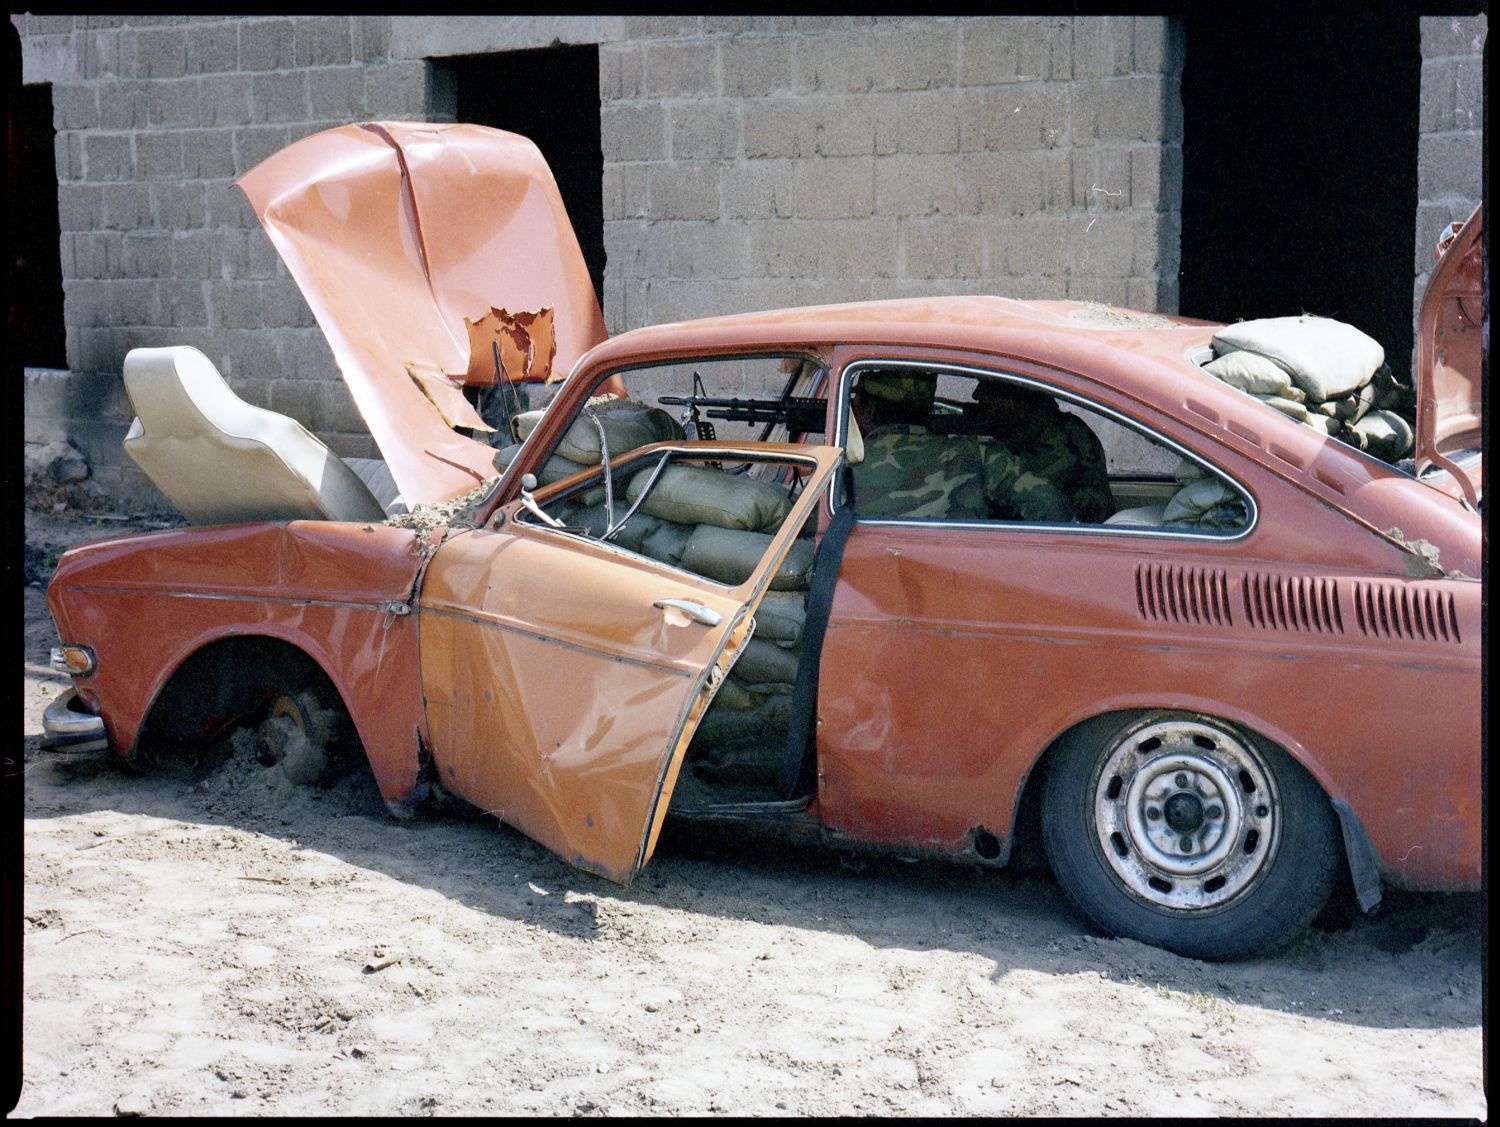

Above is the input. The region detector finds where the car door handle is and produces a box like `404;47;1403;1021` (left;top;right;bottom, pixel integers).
653;599;723;627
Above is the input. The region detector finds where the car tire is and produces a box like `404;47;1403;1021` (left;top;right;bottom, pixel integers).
259;688;342;786
1040;711;1341;961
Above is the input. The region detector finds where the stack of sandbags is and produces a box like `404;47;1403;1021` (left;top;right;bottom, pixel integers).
1161;460;1249;531
1203;315;1415;463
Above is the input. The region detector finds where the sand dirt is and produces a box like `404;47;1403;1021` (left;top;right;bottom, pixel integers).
14;512;1486;1117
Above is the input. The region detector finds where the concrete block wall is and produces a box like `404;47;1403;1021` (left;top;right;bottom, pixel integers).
597;16;1184;336
1413;15;1486;309
15;14;424;508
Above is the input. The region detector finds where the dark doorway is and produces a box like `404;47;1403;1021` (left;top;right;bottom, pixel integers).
1179;12;1421;379
438;46;606;306
9;83;67;371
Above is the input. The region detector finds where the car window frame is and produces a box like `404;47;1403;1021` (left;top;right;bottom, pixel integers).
829;358;1259;542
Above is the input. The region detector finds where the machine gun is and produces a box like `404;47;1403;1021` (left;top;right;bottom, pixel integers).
658;374;828;442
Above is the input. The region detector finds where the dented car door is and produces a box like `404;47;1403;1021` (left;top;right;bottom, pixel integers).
417;446;841;884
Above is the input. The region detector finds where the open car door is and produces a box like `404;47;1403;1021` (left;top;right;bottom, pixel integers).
417;443;841;884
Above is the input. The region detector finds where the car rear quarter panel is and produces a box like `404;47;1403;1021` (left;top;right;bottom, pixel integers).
816;479;1479;891
46;521;430;809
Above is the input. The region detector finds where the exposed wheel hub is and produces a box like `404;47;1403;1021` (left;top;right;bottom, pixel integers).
1093;718;1280;911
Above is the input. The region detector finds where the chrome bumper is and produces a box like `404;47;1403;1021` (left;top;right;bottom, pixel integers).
40;689;111;761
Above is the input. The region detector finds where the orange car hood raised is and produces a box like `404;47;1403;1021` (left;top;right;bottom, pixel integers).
1414;204;1483;506
236;122;607;506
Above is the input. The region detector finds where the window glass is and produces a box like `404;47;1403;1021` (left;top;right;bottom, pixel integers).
844;364;1251;533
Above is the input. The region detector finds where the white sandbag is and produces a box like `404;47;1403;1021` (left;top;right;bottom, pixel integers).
513;400;680;465
681;526;815;590
1348;409;1413;462
1203;350;1297;396
629;464;792;532
1212;315;1384;402
1254;394;1310;422
1301;414;1339;436
1163;477;1248;530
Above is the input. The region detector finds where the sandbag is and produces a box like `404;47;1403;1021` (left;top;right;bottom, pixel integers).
1254;394;1310;422
1301;414;1341;437
1212;315;1383;402
1348;409;1413;462
1163;477;1248;530
628;464;792;532
730;637;801;691
493;443;603;507
707;676;757;711
1203;350;1297;397
638;519;697;567
561;504;664;553
512;400;680;465
1325;381;1375;423
1370;363;1416;415
1175;458;1207;485
681;526;815;590
752;590;807;645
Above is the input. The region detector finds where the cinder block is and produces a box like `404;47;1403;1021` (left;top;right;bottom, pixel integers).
57;132;84;181
136;25;187;79
873;90;959;156
1070;16;1134;79
145;78;201;128
158;280;210;327
669;220;749;278
181;129;235;180
1066;275;1130;305
101;184;153;231
240;18;295;72
994;215;1067;276
648;162;720;220
1065;211;1136;277
1419;14;1487;60
150;181;209;230
958;85;1069;151
722;37;792;97
722;159;793;219
1133;16;1180;77
599;43;644;101
874;154;961;217
53;84;99;132
283;327;337;381
747;219;820;276
261;278;316;328
83;132;133;182
1090;74;1169;143
669;103;739;160
352;16;391;64
364;61;427;115
959;18;1048;87
794;34;873;95
601;103;667;162
870;22;957;92
903;216;982;279
307;67;367;122
804;96;877;158
623;16;704;40
170;231;218;280
792;277;874;307
135;131;184;180
201;73;255;128
1452;55;1483;131
232;125;295;174
294;17;354;68
121;233;172;278
250;71;309;125
1417;133;1482;199
94;81;147;130
184;22;238;75
742;99;804;159
644;39;719;98
820;217;899;278
793;157;874;220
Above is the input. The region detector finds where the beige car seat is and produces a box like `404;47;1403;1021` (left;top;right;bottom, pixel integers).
122;345;389;525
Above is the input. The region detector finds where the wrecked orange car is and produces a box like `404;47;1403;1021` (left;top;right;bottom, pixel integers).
44;123;1482;960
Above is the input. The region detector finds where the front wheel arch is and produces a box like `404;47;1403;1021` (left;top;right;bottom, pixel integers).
1035;709;1342;960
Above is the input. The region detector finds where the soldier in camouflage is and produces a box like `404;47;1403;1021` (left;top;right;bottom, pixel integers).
960;380;1115;522
850;371;1075;522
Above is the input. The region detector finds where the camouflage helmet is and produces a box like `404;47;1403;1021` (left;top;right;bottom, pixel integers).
859;369;936;411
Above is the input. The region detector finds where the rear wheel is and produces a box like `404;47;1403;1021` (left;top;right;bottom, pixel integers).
1041;711;1340;960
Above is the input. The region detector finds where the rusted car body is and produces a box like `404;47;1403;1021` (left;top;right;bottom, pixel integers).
45;123;1482;960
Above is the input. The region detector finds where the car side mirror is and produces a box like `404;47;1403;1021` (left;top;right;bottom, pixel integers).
518;472;564;528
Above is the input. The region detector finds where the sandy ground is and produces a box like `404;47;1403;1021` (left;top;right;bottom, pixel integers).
13;512;1487;1117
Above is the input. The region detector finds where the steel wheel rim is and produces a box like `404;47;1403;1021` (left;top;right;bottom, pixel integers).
1092;718;1280;912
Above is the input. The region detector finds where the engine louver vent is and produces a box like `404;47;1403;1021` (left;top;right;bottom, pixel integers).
1352;583;1461;644
1241;573;1344;635
1134;565;1233;626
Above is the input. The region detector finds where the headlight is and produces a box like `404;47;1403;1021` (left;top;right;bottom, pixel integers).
50;645;97;676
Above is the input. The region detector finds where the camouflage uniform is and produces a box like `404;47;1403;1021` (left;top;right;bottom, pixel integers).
1001;407;1114;523
854;423;1075;521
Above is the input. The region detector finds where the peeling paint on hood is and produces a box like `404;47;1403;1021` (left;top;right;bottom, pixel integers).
236;122;608;507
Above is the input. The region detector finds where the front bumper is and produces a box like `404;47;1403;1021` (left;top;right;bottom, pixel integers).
40;688;112;762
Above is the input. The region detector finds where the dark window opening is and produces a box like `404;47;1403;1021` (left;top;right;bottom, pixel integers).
10;83;67;370
1179;12;1420;381
437;46;605;307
